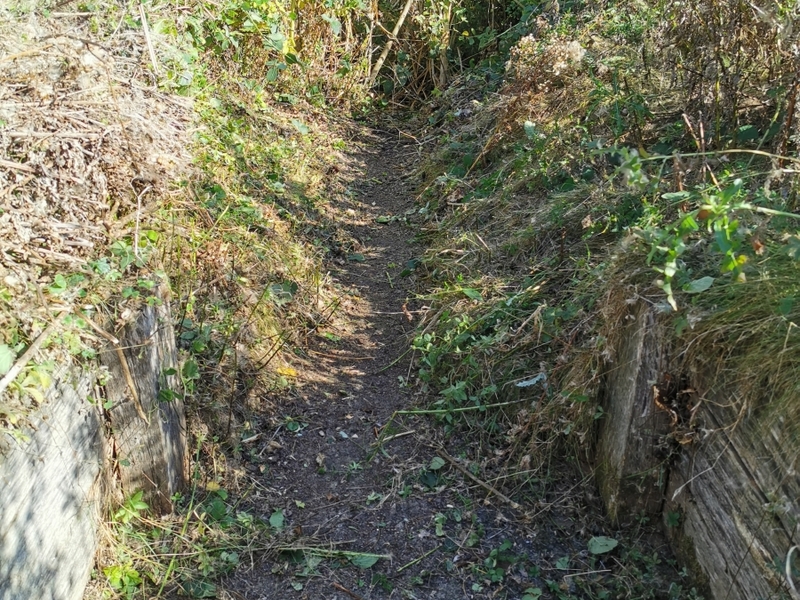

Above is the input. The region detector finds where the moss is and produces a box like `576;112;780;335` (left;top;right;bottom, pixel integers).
671;528;712;597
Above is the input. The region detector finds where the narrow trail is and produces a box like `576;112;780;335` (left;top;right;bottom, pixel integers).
230;132;462;599
227;132;618;600
230;130;467;599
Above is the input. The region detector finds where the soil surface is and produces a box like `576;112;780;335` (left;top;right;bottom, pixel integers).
226;132;678;600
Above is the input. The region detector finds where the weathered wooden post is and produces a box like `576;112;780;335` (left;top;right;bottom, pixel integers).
595;301;671;522
0;367;104;600
595;299;800;600
99;285;187;514
664;376;800;599
0;285;187;600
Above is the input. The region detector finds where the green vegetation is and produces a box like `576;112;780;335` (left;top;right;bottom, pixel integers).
97;467;389;599
0;0;534;439
3;0;800;597
412;0;800;468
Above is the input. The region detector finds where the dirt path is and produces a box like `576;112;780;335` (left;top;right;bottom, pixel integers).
230;131;479;599
226;132;675;600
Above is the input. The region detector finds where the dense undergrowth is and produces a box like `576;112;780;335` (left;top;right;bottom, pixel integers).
408;1;800;595
61;0;542;596
3;0;800;597
1;0;418;595
417;1;800;433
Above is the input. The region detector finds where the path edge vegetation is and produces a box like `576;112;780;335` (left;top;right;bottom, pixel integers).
1;0;799;598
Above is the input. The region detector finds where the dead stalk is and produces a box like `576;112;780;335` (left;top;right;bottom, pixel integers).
437;447;521;510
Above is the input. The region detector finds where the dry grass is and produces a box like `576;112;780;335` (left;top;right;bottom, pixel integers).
0;3;377;595
410;0;800;491
0;1;193;429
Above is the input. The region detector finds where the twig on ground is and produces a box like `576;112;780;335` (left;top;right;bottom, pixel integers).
6;130;102;139
0;159;36;173
396;545;440;573
138;1;160;76
563;569;612;578
331;582;364;600
307;348;373;361
35;248;89;265
379;429;415;443
395;398;527;416
437;447;521;510
371;347;411;374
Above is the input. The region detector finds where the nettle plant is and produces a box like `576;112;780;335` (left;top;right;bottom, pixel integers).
617;149;800;310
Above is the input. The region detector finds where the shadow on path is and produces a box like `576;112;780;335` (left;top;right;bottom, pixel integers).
226;130;673;600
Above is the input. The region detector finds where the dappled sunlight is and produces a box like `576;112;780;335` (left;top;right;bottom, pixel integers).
4;0;796;598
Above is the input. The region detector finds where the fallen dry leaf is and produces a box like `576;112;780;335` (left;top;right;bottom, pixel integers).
402;303;413;322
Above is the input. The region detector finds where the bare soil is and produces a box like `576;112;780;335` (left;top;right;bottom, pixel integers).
224;131;679;600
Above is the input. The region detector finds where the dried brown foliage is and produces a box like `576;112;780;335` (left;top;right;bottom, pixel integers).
0;6;193;424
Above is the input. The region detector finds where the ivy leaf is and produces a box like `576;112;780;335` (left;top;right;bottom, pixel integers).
666;511;681;528
349;553;380;569
321;13;342;36
461;287;483;301
269;281;297;306
682;276;714;294
522;588;543;600
588;536;619;554
182;359;200;381
48;273;68;295
523;121;537;139
429;456;446;471
0;344;15;376
555;556;571;570
290;119;309;135
420;469;439;489
205;496;227;522
269;509;285;529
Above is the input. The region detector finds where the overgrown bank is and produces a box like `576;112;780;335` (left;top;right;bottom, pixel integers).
414;0;800;447
1;0;392;596
408;2;800;597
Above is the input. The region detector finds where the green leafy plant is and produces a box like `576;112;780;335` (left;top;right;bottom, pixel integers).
587;536;618;555
103;562;142;597
482;539;516;583
269;508;285;530
522;588;543;600
114;491;149;525
623;162;800;310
